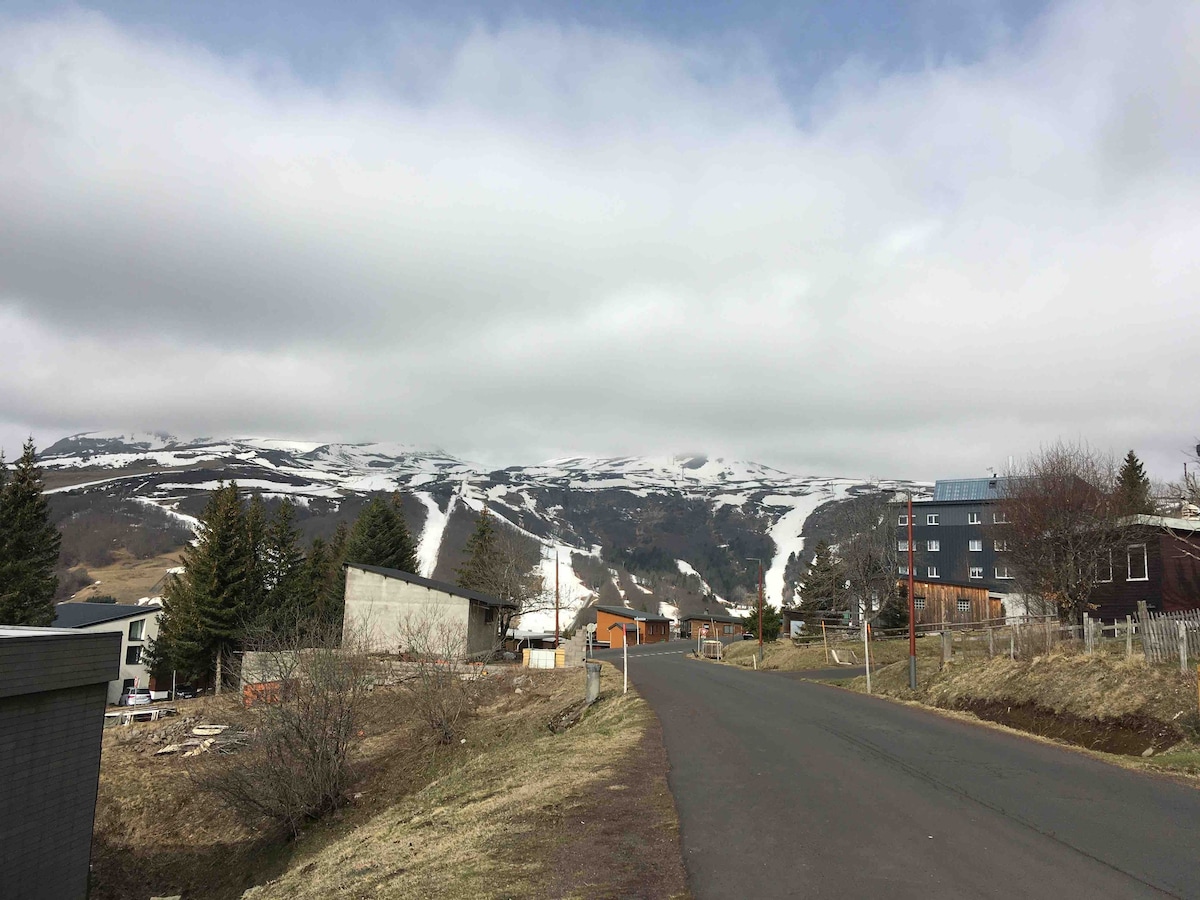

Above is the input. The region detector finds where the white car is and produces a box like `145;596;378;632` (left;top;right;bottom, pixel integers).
118;687;152;706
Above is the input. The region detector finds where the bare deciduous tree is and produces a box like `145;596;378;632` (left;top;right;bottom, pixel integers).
202;621;375;837
1000;441;1136;625
839;492;904;627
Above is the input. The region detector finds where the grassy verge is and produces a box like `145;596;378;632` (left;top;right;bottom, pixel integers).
841;647;1200;775
91;664;688;899
721;633;940;671
244;662;687;900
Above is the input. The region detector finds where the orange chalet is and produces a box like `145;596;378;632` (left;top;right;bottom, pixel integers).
594;605;672;648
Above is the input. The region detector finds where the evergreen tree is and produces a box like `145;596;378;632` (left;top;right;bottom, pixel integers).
303;536;337;628
259;500;307;630
152;483;254;681
343;494;417;572
1115;450;1155;515
0;441;62;626
742;603;783;641
242;493;269;627
456;508;502;596
799;541;846;613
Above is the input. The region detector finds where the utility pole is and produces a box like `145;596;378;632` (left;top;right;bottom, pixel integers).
746;556;765;664
908;494;917;690
555;550;560;649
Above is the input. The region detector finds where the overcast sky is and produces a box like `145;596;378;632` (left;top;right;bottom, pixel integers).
1;0;1197;481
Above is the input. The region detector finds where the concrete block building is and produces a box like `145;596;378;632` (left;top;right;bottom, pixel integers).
342;563;515;656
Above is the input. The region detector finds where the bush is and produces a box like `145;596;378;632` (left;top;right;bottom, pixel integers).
201;625;374;838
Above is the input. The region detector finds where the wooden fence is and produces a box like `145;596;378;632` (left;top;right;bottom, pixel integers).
1136;602;1200;670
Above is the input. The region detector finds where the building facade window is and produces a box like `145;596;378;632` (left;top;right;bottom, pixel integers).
967;512;981;525
898;540;909;552
898;565;909;576
969;539;983;552
994;512;1010;524
995;566;1013;580
994;540;1010;552
926;540;940;552
1127;544;1149;581
915;597;926;611
969;567;983;579
927;514;939;525
957;599;970;614
1097;550;1113;583
927;566;940;579
898;514;908;526
128;619;144;641
125;645;142;665
723;624;733;634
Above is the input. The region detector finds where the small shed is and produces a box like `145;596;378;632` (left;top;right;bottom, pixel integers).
594;605;671;648
0;626;120;899
342;563;516;656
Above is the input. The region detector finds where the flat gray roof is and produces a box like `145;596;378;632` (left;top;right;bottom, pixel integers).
346;562;517;608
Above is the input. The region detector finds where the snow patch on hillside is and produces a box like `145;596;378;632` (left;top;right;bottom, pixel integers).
414;493;450;578
761;485;848;607
519;545;595;633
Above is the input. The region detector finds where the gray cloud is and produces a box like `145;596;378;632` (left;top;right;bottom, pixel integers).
1;2;1198;481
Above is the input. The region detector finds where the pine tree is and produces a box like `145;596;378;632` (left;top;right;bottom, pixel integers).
799;541;845;613
152;483;254;681
0;440;62;626
456;509;501;596
242;493;269;628
260;500;307;629
343;495;418;572
1116;450;1155;515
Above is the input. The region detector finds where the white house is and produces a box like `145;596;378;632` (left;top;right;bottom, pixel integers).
342;563;514;656
52;602;164;704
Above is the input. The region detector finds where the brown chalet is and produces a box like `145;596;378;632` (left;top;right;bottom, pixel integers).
594;606;671;648
680;612;744;639
1088;516;1200;620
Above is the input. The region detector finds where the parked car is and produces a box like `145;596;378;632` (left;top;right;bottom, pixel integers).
742;632;757;640
118;687;152;706
173;684;199;700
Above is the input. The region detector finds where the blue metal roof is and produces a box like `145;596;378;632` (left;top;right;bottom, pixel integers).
932;478;1009;502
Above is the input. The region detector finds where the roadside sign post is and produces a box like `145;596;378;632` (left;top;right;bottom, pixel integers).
607;623;629;694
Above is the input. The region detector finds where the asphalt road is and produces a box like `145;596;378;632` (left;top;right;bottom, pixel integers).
596;641;1200;899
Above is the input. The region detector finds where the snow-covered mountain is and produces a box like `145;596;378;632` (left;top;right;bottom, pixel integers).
42;432;926;630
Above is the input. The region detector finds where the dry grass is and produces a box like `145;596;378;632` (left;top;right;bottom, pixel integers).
241;662;682;900
67;549;182;602
722;634;939;671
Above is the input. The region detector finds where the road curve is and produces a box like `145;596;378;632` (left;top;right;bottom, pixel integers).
598;641;1200;899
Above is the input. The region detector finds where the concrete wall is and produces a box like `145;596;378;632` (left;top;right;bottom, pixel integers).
344;567;484;655
0;628;120;900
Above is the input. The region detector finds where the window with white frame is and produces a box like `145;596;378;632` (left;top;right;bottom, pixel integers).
957;599;970;614
898;540;909;552
969;539;982;552
994;540;1009;552
915;597;926;611
898;514;908;526
995;566;1013;580
993;512;1010;524
1127;544;1148;581
927;566;940;579
927;514;939;525
967;512;981;525
969;566;983;579
898;564;909;576
926;540;940;552
1097;550;1113;583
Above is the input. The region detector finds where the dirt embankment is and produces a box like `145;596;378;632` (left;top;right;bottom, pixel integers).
849;651;1200;761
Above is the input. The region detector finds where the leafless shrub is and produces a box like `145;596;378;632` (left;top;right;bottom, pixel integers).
201;621;375;838
395;607;492;744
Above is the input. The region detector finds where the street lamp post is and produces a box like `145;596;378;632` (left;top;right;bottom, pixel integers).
747;557;764;664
